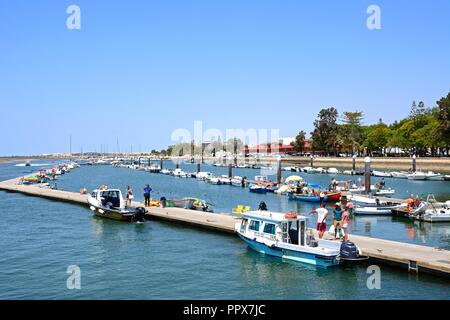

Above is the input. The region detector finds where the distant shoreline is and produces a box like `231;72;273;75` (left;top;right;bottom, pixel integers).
0;157;49;164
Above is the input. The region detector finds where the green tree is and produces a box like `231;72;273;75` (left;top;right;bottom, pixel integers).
291;131;306;153
437;93;450;149
340;111;365;154
311;108;339;155
364;120;391;154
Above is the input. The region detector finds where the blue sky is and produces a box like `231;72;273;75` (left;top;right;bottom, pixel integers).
1;0;449;155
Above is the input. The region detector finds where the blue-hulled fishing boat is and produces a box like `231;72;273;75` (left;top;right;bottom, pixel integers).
288;193;329;202
235;211;366;267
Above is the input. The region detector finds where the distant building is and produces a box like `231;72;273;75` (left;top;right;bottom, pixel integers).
244;139;314;156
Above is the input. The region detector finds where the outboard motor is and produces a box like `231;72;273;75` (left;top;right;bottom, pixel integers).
340;241;359;260
160;197;167;208
132;207;146;223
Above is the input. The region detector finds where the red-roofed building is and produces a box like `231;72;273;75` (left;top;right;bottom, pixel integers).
244;140;313;156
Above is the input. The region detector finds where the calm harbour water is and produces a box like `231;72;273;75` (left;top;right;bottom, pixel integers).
0;161;449;300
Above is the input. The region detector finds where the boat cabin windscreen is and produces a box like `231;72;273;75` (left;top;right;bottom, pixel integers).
100;190;121;208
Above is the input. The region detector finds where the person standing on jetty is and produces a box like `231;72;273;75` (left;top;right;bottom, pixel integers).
126;186;134;207
313;202;328;239
143;184;153;207
333;203;343;240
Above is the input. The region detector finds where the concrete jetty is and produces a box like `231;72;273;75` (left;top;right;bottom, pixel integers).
1;176;449;279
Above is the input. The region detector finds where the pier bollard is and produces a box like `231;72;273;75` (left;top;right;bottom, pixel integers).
412;154;417;172
197;163;201;173
176;162;179;169
228;164;233;178
365;156;371;194
310;155;314;168
160;158;164;170
352;155;356;173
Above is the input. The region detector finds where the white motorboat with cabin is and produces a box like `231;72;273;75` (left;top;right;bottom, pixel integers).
235;211;367;268
87;189;147;222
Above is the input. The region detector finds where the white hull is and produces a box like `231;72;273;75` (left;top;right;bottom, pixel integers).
373;171;392;178
391;172;409;179
407;173;427;180
354;207;394;215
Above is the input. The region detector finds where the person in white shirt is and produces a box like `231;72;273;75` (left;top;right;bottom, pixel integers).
313;202;328;239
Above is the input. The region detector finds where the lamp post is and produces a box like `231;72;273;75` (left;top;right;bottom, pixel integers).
365;156;371;194
277;155;282;185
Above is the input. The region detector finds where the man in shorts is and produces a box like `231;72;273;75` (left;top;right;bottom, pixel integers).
314;202;328;239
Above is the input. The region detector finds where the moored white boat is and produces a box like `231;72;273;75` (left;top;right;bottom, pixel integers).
219;175;232;185
391;171;409;179
407;171;427;180
312;167;326;174
302;167;315;174
373;170;392;178
231;176;245;187
327;168;339;174
88;189;147;222
161;169;171;175
347;195;401;208
353;206;395;215
420;207;450;222
425;171;444;181
235;211;367;267
196;172;212;181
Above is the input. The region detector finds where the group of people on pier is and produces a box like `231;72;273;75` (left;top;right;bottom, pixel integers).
313;201;352;242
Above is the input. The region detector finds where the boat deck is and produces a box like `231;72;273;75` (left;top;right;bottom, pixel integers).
0;176;449;279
